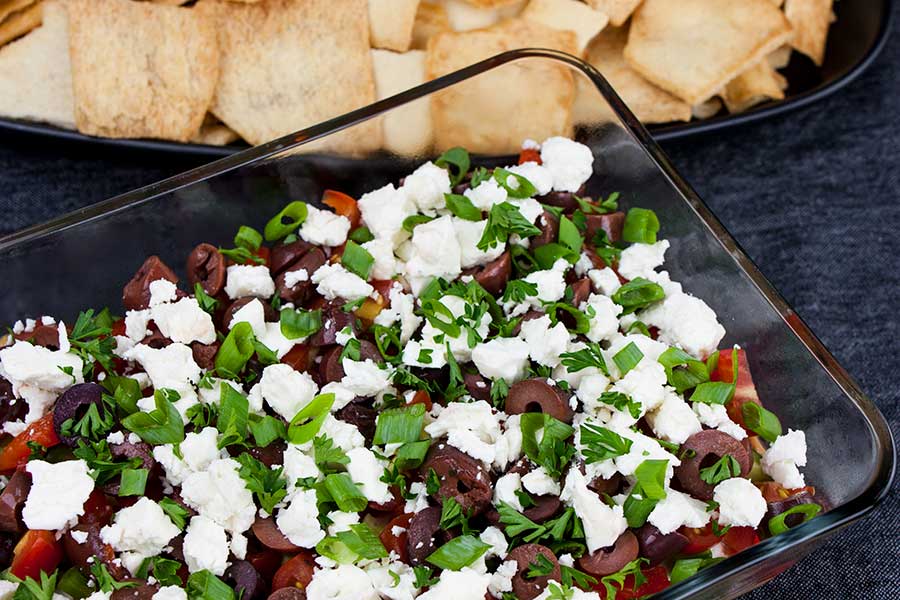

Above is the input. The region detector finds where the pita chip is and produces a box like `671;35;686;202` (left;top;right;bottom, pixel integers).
426;19;577;153
521;0;608;53
722;59;785;113
191;114;242;146
584;0;643;27
784;0;832;65
442;0;525;32
0;0;72;128
372;49;432;156
197;0;380;153
0;1;41;46
0;0;36;23
624;0;793;105
692;97;723;120
411;1;449;49
576;26;690;125
369;0;419;52
768;45;792;69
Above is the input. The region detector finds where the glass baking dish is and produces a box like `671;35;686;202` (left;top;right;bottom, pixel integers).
0;50;893;599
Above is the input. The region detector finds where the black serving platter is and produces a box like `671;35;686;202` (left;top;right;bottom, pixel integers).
0;0;891;156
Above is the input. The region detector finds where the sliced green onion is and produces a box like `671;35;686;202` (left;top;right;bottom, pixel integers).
57;567;92;599
235;225;263;251
613;342;644;376
101;375;141;415
159;498;190;530
280;307;322;340
118;468;149;497
323;473;368;512
215;321;255;377
287;393;335;444
509;244;539;277
444;194;482;221
558;215;584;254
264;201;308;241
690;381;735;405
741;402;782;443
341;240;375;280
546;302;591;334
186;570;236;600
336;523;388;560
193;282;219;315
121;389;184;445
493;168;537;199
372;324;403;363
623;492;658;528
533;243;578;270
670;556;723;584
768;503;821;536
633;459;668;500
249;415;286;448
418;278;444;301
374;403;425;445
435;147;470;186
426;535;491;571
403;214;434;232
622;208;660;244
658;347;710;393
348;226;374;244
611;278;665;313
316;537;357;564
395;439;431;470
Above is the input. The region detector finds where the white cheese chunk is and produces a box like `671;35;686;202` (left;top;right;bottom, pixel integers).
647;488;711;534
404;215;462;294
640;292;726;359
617;241;669;281
519;315;569;368
713;477;767;528
402;161;451;215
312;263;375;301
151;297;217;345
521;467;561;497
224;265;275;300
358;183;416;246
761;429;808;489
153;427;222;486
0;341;84;423
23;459;94;530
361;238;398;280
471;337;530;384
646;391;703;444
257;363;318;421
183;515;229;575
346;447;393;504
453;218;505;269
276;488;326;549
180;457;256;534
560;467;627;552
693;402;747;441
299;205;351;247
100;497;180;558
539;136;594;192
418;568;491;600
306;564;378;600
425;400;502;465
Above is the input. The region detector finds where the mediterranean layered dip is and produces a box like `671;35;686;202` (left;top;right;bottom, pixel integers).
0;137;821;600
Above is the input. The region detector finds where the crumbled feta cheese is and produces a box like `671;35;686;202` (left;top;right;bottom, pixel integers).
153;427;221;486
479;526;508;559
300;205;351;247
464;178;507;211
362;238;398;280
560;466;627;552
402;161;452;214
228;298;296;358
519;315;569;367
493;414;523;471
358;183;416;246
404;215;462;294
123;343;200;414
454;218;505;269
645;392;703;444
149;279;178;306
312;263;375;301
582;294;623;343
124;309;151;341
257;363;318;420
522;467;561;497
152;587;187;600
366;561;417;600
183;515;229;575
306;564;378;600
224;265;276;300
373;284;422;343
693;402;747;441
284;268;309;288
588;267;622;296
507;161;553;196
612;360;667;414
341;359;392;398
425;400;502;465
283;443;322;490
539;137;593;192
493;473;524;511
761;429;807;489
418;568;491;600
617;241;669;281
151;298;217;345
318;415;366;451
180;458;256;534
106;430;125;445
612;427;681;480
326;510;360;536
23;459;94;530
714;477;767;527
0;341;84;423
647;489;711;534
100;497;180;558
509;197;544;226
640;293;726;359
575;373;612;415
346;447;393;503
489;560;517;598
404;481;430;513
471;337;530;384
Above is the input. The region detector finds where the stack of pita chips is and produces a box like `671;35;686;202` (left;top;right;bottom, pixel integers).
0;0;836;156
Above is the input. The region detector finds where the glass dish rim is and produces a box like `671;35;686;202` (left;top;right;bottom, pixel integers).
1;49;894;598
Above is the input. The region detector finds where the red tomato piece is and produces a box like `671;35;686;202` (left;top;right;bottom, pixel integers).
518;148;541;165
272;550;316;591
379;513;413;564
721;526;760;556
601;565;671;599
0;414;60;472
712;348;761;432
11;530;64;581
680;523;720;555
247;548;282;583
322;190;361;229
281;344;311;372
757;481;816;503
408;390;432;412
371;280;396;305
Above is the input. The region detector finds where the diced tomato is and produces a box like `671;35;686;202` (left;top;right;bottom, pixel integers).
322;190;361;229
10;530;64;581
247;548;282;583
369;487;404;514
721;526;760;556
379;513;413;563
272;550;316;591
712;348;761;432
281;344;312;372
680;523;720;555
408;390;432;412
599;565;670;599
518;148;541;165
254;246;270;266
757;481;816;503
110;319;126;337
371;280;396;304
0;414;60;472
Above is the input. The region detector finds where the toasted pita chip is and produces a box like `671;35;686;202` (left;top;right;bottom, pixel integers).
768;45;792;69
692;97;722;119
0;0;72;128
784;0;832;65
0;0;35;23
191;122;241;146
521;0;608;53
624;0;793;105
576;26;690;125
443;0;524;32
0;1;41;46
197;0;379;152
461;0;522;7
722;59;785;113
369;0;419;52
426;19;577;153
411;1;449;49
145;0;191;5
66;0;217;141
584;0;642;27
372;49;432;156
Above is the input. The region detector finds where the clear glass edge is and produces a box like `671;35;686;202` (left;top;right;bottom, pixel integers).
0;49;894;598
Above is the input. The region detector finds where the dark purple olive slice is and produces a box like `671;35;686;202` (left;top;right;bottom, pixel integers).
52;383;106;446
675;430;752;500
191;341;220;371
335;401;377;446
524;495;561;523
249;440;286;468
251;516;301;552
318;340;382;384
588;473;624;497
474;252;511;295
537;191;579;212
532;210;559;249
17;323;62;350
421;445;492;515
577;531;638;576
267;589;306;600
0;533;13;570
111;583;159;600
222;297;278;330
406;506;452;566
308;302;356;347
186;243;226;296
570;277;592;308
276;247;327;303
270;239;314;275
765;491;818;527
122;256;178;311
635;523;688;566
0;470;30;533
226;560;267;600
463;372;491;402
585;212;625;245
139;322;171;349
508;543;561;600
505;378;574;424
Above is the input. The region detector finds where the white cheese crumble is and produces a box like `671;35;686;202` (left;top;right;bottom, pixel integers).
713;477;767;528
358;183;416;246
519;315;569;368
153;427;222;486
306;564;378;600
402;161;452;215
362;238;398;280
300;205;351;247
180;457;256;534
255;363;318;421
617;240;669;281
373;284;422;343
418;567;491;600
311;263;375;301
0;341;84;423
404;215;462;295
539;136;594;192
183;515;229;575
100;497;180;558
23;459;94;530
560;466;627;552
647;489;711;534
640;292;726;359
346;447;393;504
471;337;530;384
425;400;502;465
761;429;808;489
224;264;276;300
693;402;747;441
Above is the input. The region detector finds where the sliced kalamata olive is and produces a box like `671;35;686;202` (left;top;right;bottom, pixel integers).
249;441;286;468
65;524;127;580
53;383;106;446
585;212;625;245
577;531;638;576
17;323;63;349
537;191;579;212
508;543;561;600
276;248;327;303
510;310;546;337
588;473;623;497
267;588;306;600
0;533;13;569
140;322;171;349
463;372;492;402
335;401;377;446
111;440;156;471
524;495;562;523
226;560;267;600
308;302;356;347
122;256;178;311
368;487;404;513
636;523;688;566
570;278;592;308
473;252;511;295
532;210;559;249
765;491;818;527
675;430;752;500
252;516;302;552
111;583;159;600
0;377;26;425
505;378;574;424
270;240;314;275
186;243;226;296
318;341;382;384
406;506;452;566
0;470;30;532
222;297;278;330
191;341;220;371
421;445;492;515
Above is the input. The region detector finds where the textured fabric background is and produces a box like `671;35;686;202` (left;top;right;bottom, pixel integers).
0;11;897;600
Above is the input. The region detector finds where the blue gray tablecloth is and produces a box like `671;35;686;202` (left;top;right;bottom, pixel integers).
0;12;897;600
